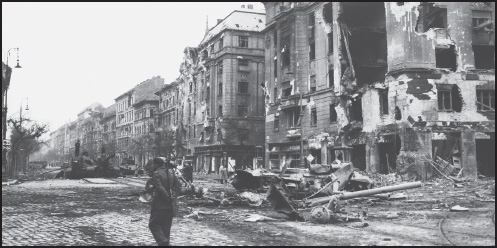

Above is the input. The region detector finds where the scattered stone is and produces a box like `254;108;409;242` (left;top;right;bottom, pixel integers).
450;205;469;212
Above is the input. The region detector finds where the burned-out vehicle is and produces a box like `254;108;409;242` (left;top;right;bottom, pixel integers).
119;158;140;176
55;153;120;179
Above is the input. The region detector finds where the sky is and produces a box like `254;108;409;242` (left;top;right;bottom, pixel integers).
2;2;265;139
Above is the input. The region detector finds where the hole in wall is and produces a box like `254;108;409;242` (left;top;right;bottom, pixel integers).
436;45;457;72
395;106;402;120
476;136;495;177
473;45;495;70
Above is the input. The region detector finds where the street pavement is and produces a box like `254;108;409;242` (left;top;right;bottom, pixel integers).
1;178;237;246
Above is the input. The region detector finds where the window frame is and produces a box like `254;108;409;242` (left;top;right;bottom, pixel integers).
310;107;317;126
238;81;249;94
239;36;249;48
476;89;495;112
438;89;453;111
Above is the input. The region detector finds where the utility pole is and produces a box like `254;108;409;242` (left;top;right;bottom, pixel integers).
300;89;305;168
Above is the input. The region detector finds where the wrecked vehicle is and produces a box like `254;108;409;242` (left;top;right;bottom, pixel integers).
56;153;120;179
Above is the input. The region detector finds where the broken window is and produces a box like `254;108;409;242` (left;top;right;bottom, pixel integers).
435;45;457;72
308;11;316;60
438;89;452;111
238;105;248;117
218;105;223;117
239;36;249;48
328;69;334;88
309;42;316;60
238;81;249;94
282;81;292;98
329;104;337;123
437;84;463;112
395;106;402;120
310;75;316;92
287;108;301;128
379;89;389;116
476;90;495;112
274;114;279;131
417;3;447;32
309;149;321;164
473;45;495;69
350;98;363;122
328;33;333;55
310;107;317;126
281;28;291;67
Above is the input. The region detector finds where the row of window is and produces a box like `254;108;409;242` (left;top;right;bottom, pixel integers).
217;36;250;51
272;89;495;131
135;108;155;121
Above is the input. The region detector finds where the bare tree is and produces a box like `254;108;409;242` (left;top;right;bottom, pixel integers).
8;116;48;176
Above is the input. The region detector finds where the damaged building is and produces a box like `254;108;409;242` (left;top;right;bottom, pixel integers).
175;6;267;173
262;2;495;180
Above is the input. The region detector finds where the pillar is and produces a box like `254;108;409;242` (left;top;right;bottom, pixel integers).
461;131;477;179
447;2;475;71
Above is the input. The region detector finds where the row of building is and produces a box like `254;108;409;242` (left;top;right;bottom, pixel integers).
49;2;495;179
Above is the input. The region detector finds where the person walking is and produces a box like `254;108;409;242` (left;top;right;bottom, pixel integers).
148;158;182;246
219;164;228;184
182;162;193;187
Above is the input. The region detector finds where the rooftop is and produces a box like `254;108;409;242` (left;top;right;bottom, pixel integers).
199;9;266;46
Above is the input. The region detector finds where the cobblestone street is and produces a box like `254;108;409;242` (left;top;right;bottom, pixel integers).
2;177;495;246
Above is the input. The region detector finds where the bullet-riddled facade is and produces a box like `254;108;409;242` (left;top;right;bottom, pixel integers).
263;2;495;179
176;8;267;173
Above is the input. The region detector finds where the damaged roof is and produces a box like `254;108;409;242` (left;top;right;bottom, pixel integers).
102;104;116;119
199;9;266;46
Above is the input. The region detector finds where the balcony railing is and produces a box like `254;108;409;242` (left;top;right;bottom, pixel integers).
286;127;302;139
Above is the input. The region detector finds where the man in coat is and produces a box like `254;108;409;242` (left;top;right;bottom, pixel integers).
148;157;182;246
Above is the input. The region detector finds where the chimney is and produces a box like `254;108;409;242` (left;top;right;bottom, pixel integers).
217;19;223;24
241;4;245;8
247;4;253;9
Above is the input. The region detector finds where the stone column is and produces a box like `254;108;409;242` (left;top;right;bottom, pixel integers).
461;131;477;179
366;134;379;173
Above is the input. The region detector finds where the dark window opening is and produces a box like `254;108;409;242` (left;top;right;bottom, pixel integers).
476;137;496;177
206;87;210;100
238;59;249;67
436;45;457;72
309;42;316;60
328;33;334;54
379;89;389;116
476;90;495;112
308;12;315;27
150;109;154;118
473;45;495;69
217;61;223;75
274;115;279;130
310;75;316;92
395;106;402;120
274;58;278;77
438;90;452;111
309;149;321;164
310;108;317;126
218;37;224;50
218;105;223;117
274;87;278;102
352;144;366;171
273;30;277;47
378;135;401;174
323;3;333;24
417;3;447;32
350;98;363;122
283;87;292;98
330;104;337;123
218;83;223;96
281;35;291;66
238;81;249;94
328;69;334;88
239;36;249;48
238;105;248;117
287;108;301;128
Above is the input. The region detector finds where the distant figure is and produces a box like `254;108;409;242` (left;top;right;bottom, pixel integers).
219;164;228;184
75;140;81;157
182;162;193;186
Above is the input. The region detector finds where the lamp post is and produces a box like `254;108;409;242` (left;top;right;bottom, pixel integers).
3;48;22;181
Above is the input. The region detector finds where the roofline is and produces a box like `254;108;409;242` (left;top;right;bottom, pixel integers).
200;9;266;46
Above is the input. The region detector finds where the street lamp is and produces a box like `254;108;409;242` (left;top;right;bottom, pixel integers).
6;48;22;69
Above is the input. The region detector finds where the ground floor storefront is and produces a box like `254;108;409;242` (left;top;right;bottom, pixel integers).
193;145;264;173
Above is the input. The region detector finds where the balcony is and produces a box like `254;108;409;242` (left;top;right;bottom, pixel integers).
286;127;302;139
